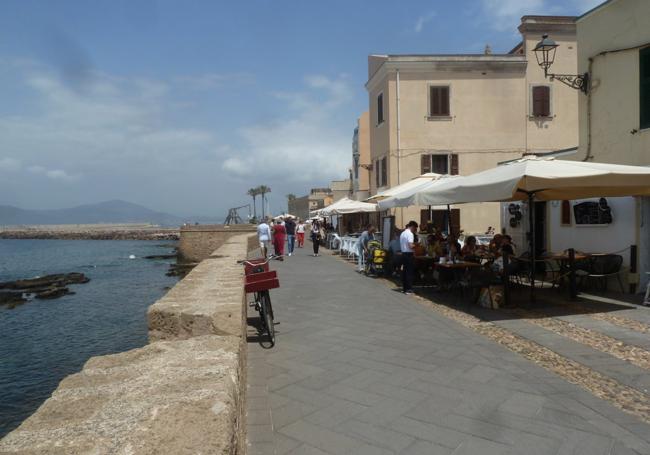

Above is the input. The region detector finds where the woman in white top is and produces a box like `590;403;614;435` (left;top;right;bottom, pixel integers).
296;220;306;248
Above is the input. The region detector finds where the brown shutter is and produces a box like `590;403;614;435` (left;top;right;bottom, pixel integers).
375;160;380;187
440;87;449;116
532;86;550;117
450;209;461;235
450;154;459;175
429;87;438;116
561;200;571;225
381;158;387;186
421;154;431;174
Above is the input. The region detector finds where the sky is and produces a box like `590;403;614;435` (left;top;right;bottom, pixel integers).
0;0;602;218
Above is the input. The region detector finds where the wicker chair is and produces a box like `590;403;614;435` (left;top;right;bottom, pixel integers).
578;254;625;293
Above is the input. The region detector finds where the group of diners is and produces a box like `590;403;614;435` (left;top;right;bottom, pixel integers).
356;221;519;294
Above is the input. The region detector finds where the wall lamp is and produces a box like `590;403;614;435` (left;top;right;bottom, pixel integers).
533;34;590;93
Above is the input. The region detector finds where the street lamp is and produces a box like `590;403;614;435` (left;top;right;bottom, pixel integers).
533;34;590;93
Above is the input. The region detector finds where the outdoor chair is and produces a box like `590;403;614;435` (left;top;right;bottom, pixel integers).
329;233;341;251
542;258;563;289
578;254;625;293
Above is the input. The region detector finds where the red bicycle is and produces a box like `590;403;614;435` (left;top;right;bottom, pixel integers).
239;257;280;346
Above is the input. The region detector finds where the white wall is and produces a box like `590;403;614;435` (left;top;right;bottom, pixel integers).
548;197;636;267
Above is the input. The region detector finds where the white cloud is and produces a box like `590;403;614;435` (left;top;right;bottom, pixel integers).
27;165;79;182
0;157;21;172
414;11;436;33
221;74;352;184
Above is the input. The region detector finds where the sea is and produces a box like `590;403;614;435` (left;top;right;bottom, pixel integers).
0;239;179;437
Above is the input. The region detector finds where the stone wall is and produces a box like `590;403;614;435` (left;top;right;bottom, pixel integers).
178;224;257;262
0;233;255;455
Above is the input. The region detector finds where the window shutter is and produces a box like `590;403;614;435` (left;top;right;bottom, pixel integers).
450;154;459;175
440;87;449;116
421;154;431;174
375;160;380;187
430;87;450;116
377;93;384;124
640;47;650;129
561;200;571;225
532;86;550;117
381;158;387;186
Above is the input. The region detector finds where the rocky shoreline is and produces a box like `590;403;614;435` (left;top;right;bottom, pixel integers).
0;229;179;241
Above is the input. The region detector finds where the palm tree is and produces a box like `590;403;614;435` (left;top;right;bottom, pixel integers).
247;188;259;222
258;185;271;218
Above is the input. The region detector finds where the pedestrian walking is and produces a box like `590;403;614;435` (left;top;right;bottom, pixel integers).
285;216;296;256
272;219;286;260
296;220;305;248
400;221;418;294
310;220;322;256
357;225;376;272
257;218;272;258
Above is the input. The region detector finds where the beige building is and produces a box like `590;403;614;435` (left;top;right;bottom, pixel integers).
330;178;352;202
366;16;579;234
543;0;650;292
352;111;372;201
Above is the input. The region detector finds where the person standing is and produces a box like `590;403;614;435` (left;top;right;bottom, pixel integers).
285;217;296;256
272;219;286;260
310;220;322;256
400;221;418;294
357;225;375;272
257;218;272;258
296;220;305;248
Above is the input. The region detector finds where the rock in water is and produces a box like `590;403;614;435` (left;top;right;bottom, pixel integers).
34;287;71;299
0;273;90;290
0;291;26;306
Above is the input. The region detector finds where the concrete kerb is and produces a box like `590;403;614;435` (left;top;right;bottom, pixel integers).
0;233;256;455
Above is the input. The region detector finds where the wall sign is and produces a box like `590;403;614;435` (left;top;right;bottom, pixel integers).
573;198;613;225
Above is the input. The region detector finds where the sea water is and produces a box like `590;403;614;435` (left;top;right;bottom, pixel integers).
0;239;179;437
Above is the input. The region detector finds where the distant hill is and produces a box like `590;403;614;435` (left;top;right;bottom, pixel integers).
0;200;217;226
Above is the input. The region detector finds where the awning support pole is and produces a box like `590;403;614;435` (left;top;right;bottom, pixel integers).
447;204;452;237
528;193;536;304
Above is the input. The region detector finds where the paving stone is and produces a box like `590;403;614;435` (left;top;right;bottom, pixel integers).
401;440;454;455
279;420;365;454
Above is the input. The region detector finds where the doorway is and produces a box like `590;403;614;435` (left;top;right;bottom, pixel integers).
534;201;547;256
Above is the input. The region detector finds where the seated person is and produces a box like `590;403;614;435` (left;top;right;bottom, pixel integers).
461;235;482;262
500;235;515;256
426;234;443;258
489;233;503;255
387;229;402;276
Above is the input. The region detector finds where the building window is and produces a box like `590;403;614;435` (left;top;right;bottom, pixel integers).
421;153;458;175
381;157;387;186
429;86;450;117
640;47;650;129
377;93;384;125
531;85;551;117
420;208;460;235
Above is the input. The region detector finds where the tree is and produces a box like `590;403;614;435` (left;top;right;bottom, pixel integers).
247;188;259;221
257;185;271;218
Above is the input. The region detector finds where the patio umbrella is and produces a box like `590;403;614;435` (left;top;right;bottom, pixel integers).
367;173;445;204
320;197;378;216
415;156;650;301
376;174;460;210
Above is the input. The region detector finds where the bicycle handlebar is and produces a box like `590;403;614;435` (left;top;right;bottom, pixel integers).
237;256;283;266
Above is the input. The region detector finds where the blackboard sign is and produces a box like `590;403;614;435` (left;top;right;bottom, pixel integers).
573;198;613;225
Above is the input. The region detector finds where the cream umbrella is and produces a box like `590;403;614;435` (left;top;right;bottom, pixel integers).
415;156;650;301
376;174;460;210
320;197;377;216
367;173;444;203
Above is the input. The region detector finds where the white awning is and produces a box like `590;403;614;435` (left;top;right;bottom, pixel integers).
416;156;650;205
367;173;444;203
376;174;460;210
320;197;378;216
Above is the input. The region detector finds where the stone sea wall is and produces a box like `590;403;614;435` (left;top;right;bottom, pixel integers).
178;224;257;262
0;233;255;455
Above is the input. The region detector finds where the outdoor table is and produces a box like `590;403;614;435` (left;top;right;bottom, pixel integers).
433;260;482;291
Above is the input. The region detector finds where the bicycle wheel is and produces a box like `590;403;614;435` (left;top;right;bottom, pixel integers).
260;290;275;346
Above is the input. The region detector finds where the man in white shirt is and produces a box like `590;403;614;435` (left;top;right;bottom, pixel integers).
399;221;418;294
257;218;272;258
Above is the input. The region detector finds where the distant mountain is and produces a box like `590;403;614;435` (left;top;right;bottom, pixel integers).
0;200;215;226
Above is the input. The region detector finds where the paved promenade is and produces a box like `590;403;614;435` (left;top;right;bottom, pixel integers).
246;247;650;455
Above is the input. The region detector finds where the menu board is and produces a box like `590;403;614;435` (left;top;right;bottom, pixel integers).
573;200;613;225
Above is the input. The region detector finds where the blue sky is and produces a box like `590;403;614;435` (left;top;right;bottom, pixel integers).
0;0;600;218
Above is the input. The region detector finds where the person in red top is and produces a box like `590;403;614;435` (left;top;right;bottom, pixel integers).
272;219;286;260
